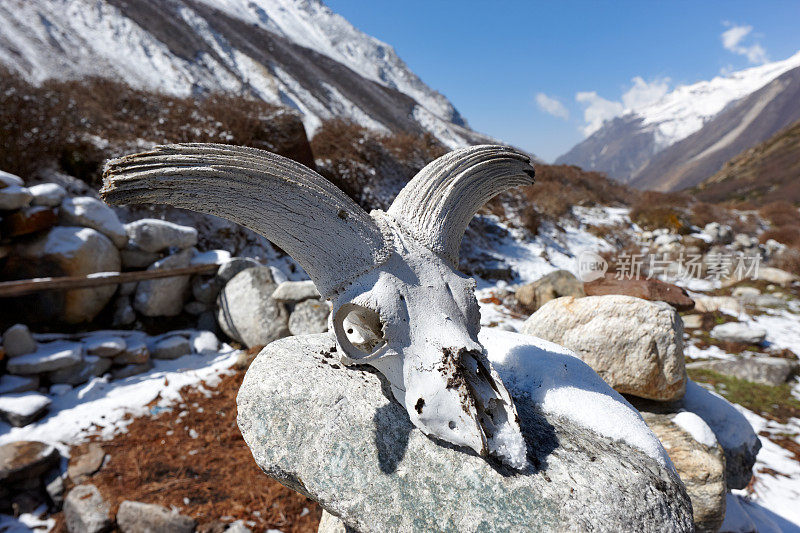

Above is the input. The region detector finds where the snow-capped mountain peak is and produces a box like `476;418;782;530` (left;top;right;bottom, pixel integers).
556;50;800;188
635;50;800;151
0;0;485;148
195;0;466;127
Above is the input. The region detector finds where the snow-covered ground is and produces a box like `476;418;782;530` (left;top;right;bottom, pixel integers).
3;205;800;530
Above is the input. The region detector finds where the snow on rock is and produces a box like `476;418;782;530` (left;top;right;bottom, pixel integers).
0;185;32;210
671;411;718;448
60;196;128;248
482;328;672;469
0;393;52;427
0;375;39;395
84;335;126;357
28;182;66;207
190;249;231;266
681;380;761;490
0;170;24;188
6;341;84;375
125;219;198;253
0;348;238;451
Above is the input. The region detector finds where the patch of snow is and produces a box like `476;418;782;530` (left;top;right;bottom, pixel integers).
0;349;238;455
672;411;718;447
634;50;800;150
733;409;800;529
481;328;672;469
190;249;232;266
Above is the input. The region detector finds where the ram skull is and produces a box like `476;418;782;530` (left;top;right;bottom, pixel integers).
102;143;534;468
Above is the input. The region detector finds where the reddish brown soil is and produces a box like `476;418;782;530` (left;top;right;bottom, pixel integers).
52;371;321;533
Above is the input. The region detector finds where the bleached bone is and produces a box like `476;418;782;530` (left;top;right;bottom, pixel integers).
102;143;534;468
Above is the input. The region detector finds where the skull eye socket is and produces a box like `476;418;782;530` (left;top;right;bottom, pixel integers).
333;303;389;364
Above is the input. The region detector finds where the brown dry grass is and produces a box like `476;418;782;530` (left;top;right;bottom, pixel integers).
310;118;447;210
51;371;320;533
0;68;312;185
759;201;800;227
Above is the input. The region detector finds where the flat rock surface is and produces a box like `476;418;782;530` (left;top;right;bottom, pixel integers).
710;322;767;345
6;341;84;374
64;483;112;533
0;393;51;426
116;500;196;533
583;277;695;311
0;440;59;483
688;357;796;386
238;333;693;533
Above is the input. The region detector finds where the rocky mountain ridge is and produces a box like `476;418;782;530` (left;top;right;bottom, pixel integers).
0;0;492;149
556;51;800;190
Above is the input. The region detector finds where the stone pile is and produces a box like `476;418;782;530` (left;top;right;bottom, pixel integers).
521;292;761;532
0;324;219;427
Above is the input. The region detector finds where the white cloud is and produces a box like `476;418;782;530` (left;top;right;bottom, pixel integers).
535;92;569;119
621;76;670;111
721;23;768;64
575;91;624;136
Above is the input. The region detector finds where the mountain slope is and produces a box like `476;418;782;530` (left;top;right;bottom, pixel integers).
556;51;800;185
0;0;488;148
694;117;800;205
630;66;800;191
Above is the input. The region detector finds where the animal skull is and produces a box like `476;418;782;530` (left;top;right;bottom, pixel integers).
102;143;534;468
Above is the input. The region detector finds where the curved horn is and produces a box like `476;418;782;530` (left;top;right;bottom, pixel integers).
386;145;535;266
101;143;391;298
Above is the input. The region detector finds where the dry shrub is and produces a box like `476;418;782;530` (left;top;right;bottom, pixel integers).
310;118;447;210
761;226;800;247
629;191;692;233
759;201;800;227
771;248;800;276
0;70;311;185
0;68;70;178
485;163;641;235
689;201;737;228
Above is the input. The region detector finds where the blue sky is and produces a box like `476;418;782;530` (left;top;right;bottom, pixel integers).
326;0;800;162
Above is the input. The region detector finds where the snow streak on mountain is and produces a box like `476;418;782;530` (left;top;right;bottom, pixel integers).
557;51;800;189
0;0;490;148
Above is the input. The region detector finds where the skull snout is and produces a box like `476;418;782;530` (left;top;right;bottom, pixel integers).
403;346;488;457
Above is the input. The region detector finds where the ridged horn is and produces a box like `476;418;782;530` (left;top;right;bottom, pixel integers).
101;143;391;298
386;145;535;266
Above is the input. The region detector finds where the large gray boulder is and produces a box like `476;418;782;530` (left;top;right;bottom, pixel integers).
238;332;693;533
515;269;585;313
60;196;128;248
2;323;37;357
521;295;686;401
125;218;198;253
217;267;289;348
134;248;194;317
687;357;796;386
64;484;112;533
6;227;121;323
709;323;766;345
116;500;196;533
